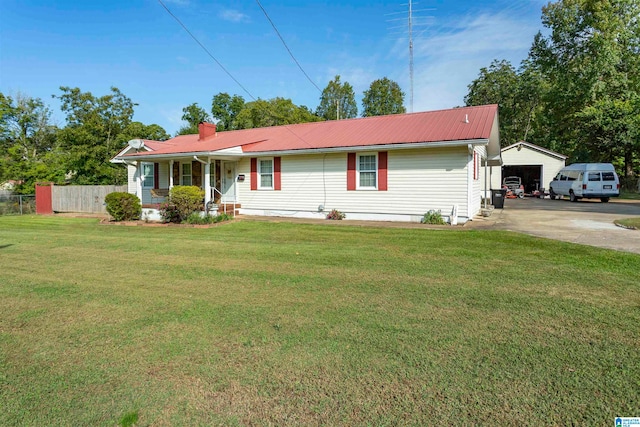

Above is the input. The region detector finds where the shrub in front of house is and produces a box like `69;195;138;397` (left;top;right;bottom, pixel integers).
184;212;234;225
326;209;345;220
158;202;181;223
162;186;205;223
421;209;447;225
105;192;141;221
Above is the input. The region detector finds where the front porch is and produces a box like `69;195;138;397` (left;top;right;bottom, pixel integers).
133;157;240;214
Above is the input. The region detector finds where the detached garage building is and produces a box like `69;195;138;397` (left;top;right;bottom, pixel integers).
490;141;567;194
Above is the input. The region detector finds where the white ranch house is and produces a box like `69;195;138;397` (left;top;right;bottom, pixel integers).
112;105;502;223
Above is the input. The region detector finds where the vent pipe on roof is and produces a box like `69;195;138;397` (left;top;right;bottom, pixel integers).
464;114;469;124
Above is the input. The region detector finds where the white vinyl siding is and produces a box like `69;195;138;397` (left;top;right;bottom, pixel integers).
470;146;487;217
237;146;472;219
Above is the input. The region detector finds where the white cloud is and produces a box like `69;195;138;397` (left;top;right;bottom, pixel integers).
219;9;251;23
406;11;540;112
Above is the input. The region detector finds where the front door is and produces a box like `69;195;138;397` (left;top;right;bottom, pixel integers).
221;161;237;203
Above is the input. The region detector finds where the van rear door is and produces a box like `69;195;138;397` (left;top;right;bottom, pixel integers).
586;172;604;195
585;171;619;197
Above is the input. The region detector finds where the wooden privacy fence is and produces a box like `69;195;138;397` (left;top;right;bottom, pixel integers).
52;185;127;214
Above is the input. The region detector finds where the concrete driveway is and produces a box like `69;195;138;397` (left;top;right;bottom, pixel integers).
475;197;640;254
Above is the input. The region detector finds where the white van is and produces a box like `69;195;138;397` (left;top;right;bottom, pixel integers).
549;163;620;202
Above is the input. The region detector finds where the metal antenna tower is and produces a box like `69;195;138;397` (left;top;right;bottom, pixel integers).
409;0;414;113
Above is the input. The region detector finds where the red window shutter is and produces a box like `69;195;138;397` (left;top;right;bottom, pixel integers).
250;158;257;190
378;152;388;191
473;152;478;180
347;153;356;190
274;157;281;190
153;163;159;188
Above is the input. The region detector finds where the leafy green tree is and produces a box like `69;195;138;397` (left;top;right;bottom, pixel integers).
177;103;211;135
0;92;63;193
211;93;245;131
316;75;357;120
235;97;321;129
531;0;640;179
465;58;547;147
362;78;406;117
55;86;135;185
118;122;170;143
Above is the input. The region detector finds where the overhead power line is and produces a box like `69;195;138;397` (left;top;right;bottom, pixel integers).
255;0;322;93
156;0;319;152
157;0;257;101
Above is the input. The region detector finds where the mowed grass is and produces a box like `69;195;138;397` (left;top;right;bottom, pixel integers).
615;217;640;229
0;216;638;426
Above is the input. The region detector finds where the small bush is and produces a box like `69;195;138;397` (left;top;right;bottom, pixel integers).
105;192;141;221
326;209;345;220
159;202;181;223
184;212;234;225
167;186;205;222
421;209;447;225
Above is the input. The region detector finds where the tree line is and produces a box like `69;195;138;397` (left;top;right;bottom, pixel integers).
464;0;639;184
0;77;405;194
177;75;405;134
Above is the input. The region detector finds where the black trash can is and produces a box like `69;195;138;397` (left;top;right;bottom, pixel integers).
491;189;506;209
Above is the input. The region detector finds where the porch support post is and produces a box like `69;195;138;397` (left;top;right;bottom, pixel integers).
204;160;211;211
484;156;488;209
169;160;174;188
135;161;142;201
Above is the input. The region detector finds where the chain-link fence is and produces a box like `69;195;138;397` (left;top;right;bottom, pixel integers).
0;194;36;216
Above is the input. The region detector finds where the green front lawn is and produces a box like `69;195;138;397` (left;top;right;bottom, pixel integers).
1;216;638;426
615;217;640;229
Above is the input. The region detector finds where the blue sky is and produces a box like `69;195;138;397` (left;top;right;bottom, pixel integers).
1;0;546;135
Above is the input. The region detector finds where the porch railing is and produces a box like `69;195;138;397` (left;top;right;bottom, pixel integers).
209;187;236;216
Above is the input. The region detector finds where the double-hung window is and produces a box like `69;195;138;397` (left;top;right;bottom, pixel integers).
358;154;377;189
182;163;192;186
258;158;273;189
142;163;154;188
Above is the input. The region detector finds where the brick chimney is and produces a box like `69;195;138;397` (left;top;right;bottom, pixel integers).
198;122;216;140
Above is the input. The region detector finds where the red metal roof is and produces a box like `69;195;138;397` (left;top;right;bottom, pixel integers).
122;104;498;157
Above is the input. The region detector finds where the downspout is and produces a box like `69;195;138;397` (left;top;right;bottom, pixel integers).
467;144;473;221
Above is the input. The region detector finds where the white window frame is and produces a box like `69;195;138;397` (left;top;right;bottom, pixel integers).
258;157;274;190
142;162;154;188
181;162;192;186
357;153;378;190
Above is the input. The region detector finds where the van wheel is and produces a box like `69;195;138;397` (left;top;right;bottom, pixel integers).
549;189;556;200
601;197;610;203
569;192;577;202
